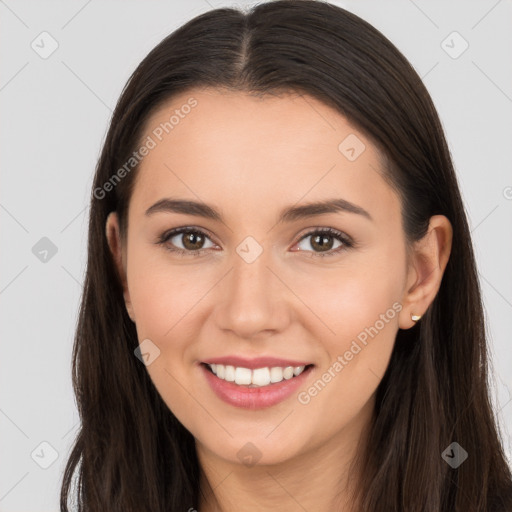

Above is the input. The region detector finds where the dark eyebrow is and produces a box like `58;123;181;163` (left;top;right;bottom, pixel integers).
278;198;372;223
145;197;372;223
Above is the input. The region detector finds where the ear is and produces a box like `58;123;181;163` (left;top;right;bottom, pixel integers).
105;212;135;322
399;215;453;329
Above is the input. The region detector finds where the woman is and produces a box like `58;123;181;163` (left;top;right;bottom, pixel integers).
60;1;512;510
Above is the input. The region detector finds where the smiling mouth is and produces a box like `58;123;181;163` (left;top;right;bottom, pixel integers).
201;362;315;387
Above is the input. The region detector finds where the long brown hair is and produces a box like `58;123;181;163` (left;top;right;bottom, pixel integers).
60;1;512;510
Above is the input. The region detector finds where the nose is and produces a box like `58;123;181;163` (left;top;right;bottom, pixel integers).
213;245;292;340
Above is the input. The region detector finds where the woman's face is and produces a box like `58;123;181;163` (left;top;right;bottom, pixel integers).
108;87;425;467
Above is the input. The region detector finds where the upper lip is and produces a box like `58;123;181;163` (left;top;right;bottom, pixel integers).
202;356;313;369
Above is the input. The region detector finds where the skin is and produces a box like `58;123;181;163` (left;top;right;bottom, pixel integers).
106;87;452;512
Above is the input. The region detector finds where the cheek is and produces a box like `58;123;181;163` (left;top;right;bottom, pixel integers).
297;246;405;405
125;255;209;423
302;261;404;351
126;251;211;340
292;273;402;438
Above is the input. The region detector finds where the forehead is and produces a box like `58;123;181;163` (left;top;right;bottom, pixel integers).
129;87;400;227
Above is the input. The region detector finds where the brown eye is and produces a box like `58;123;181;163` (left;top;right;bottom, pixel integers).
294;228;353;257
310;233;335;252
157;226;353;258
158;227;216;256
181;231;206;250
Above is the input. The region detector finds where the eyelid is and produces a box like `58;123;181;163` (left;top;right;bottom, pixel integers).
292;227;354;257
157;225;219;254
156;225;354;257
295;226;353;244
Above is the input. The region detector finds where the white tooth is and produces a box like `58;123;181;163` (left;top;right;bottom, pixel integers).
269;367;284;383
234;367;252;385
283;366;294;380
224;365;235;382
293;365;305;376
252;367;271;386
212;363;305;385
216;364;226;379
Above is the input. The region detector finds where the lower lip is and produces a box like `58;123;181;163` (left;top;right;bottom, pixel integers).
200;363;314;410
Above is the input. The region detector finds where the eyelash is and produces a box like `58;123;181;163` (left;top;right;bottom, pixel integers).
156;226;355;258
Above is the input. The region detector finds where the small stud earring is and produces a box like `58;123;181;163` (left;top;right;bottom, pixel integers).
411;313;422;322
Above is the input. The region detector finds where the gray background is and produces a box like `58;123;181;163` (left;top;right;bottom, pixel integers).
1;0;511;510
